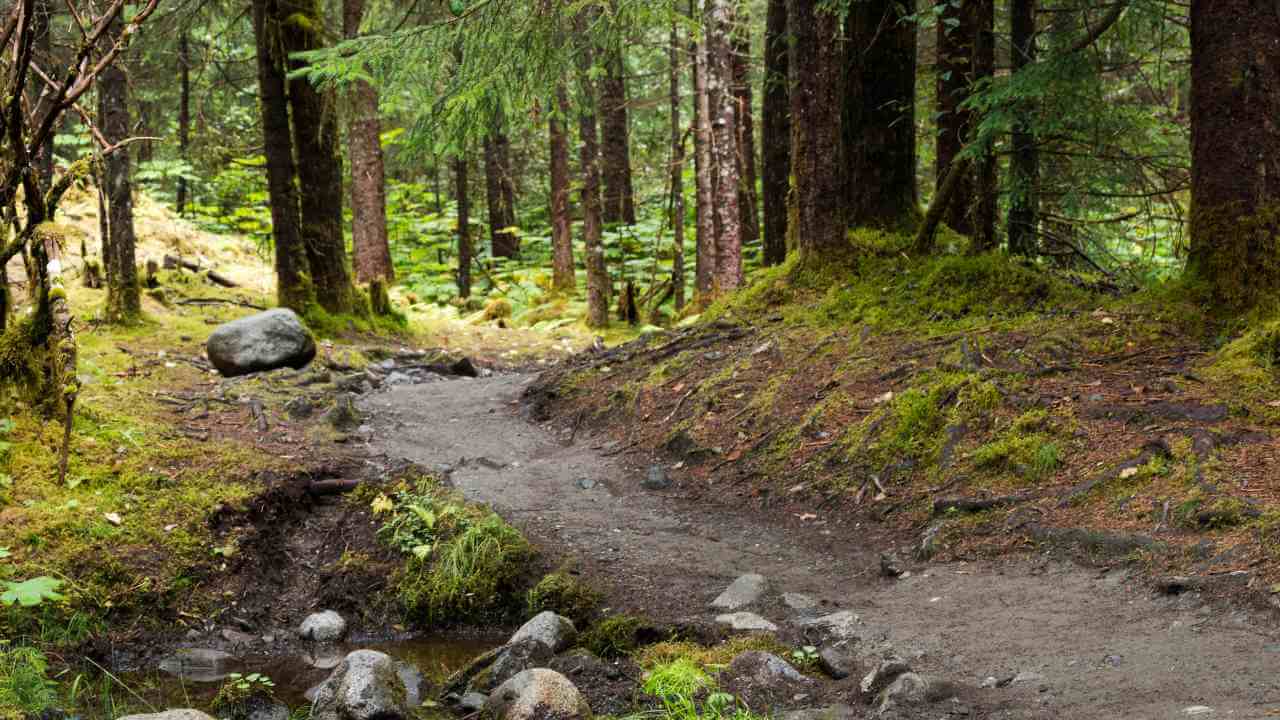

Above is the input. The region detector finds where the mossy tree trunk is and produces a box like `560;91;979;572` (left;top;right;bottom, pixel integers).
669;21;687;311
1187;0;1280;307
98;14;141;323
574;11;610;328
707;0;743;293
252;0;313;312
600;46;636;226
549;86;576;293
343;0;394;285
789;0;846;257
176;28;191;216
31;0;53;187
844;0;917;230
760;0;790;266
935;0;995;248
691;20;717;298
483;112;519;259
453;155;472;299
732;29;760;255
282;0;357;316
1007;0;1038;256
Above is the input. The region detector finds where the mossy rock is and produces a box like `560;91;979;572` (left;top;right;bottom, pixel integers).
580;614;665;658
526;572;602;627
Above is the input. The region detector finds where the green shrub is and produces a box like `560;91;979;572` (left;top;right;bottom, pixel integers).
581;614;646;658
526;572;602;627
398;515;534;625
0;646;57;719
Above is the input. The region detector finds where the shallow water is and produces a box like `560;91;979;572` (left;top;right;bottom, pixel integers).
113;636;493;714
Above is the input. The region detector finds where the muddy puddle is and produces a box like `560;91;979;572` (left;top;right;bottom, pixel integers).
111;637;494;713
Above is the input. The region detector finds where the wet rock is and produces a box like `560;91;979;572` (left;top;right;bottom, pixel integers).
642;465;671;490
450;357;479;377
859;657;912;695
725;652;811;686
781;706;858;720
118;712;217;720
509;611;577;653
335;373;369;393
876;672;929;714
484;668;591;720
385;371;415;386
473;638;556;693
396;661;425;706
158;648;237;683
817;647;854;680
711;573;768;610
324;394;362;432
310;650;409;720
284;397;315;420
800;611;861;641
244;698;289;720
459;692;488;713
299;610;347;642
715;612;778;632
206;309;316;377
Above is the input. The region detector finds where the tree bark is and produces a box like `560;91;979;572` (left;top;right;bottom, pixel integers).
844;0;917;230
176;29;191;216
98;14;140;323
483;114;519;259
453;155;472;299
706;0;743;293
282;0;356;315
600;46;637;225
1007;0;1038;256
732;30;760;255
549;85;576;292
789;0;845;257
32;0;53;187
344;0;394;284
252;0;312;311
575;11;610;327
669;21;687;312
935;0;995;248
1187;0;1280;307
760;0;789;266
692;20;717;297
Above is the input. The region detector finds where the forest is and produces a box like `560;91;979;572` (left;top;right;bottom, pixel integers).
0;0;1279;718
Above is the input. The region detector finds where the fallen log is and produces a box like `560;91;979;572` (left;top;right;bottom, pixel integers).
163;254;238;288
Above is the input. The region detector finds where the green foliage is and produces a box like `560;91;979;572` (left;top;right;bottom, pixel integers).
212;672;276;716
580;614;645;658
636;659;764;720
0;646;57;719
526;571;601;627
0;577;65;608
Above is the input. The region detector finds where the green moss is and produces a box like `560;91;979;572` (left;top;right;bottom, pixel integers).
635;635;791;670
580;614;654;658
526;571;602;627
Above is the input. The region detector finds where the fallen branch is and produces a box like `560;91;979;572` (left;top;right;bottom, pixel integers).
176;297;266;311
163;255;238;288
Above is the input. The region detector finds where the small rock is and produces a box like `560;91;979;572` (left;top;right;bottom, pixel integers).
206;309;317;377
715;612;778;632
299;610;347;642
324;394;362;432
458;692;488;713
642;464;671;490
509;611;578;654
917;521;946;561
782;592;819;611
800;611;861;641
473;638;555;693
877;672;929;714
1012;671;1045;685
725;651;812;686
310;650;409;720
979;676;999;689
385;371;414;386
1182;707;1214;716
576;478;597;490
860;657;912;695
879;552;903;578
450;357;479;377
284;397;315;420
104;512;122;526
711;573;768;610
118;712;217;720
220;628;256;645
484;668;591;720
817;647;853;680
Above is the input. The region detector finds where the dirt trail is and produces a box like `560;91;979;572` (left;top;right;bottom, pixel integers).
364;373;1280;719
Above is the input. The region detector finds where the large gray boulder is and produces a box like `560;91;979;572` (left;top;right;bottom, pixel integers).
484;669;592;720
509;612;577;653
118;712;217;720
310;650;410;720
206;309;316;377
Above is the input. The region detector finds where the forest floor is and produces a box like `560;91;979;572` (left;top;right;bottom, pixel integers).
7;205;1280;717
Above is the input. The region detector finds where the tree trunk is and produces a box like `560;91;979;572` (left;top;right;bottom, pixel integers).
251;0;312;311
935;0;995;247
176;29;191;216
549;85;576;292
575;12;610;328
1007;0;1038;256
692;22;717;297
600;47;637;225
670;21;687;312
453;155;472;299
98;15;140;323
760;0;789;266
483;115;519;259
282;0;356;315
844;0;917;230
1187;0;1280;307
732;31;760;256
706;0;742;293
789;0;846;257
32;0;53;187
344;0;394;284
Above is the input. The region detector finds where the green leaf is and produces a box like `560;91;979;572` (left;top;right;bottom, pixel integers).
2;576;65;607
